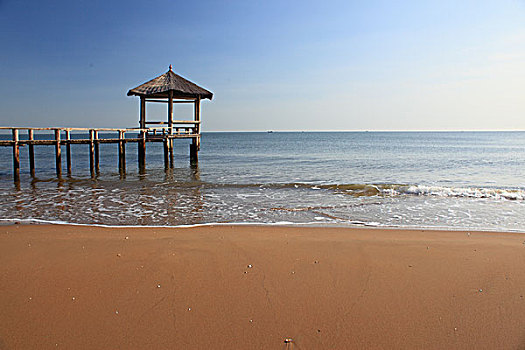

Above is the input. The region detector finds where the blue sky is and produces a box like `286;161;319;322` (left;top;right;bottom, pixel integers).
1;0;524;131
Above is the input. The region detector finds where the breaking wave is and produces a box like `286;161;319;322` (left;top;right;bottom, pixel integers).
210;182;525;201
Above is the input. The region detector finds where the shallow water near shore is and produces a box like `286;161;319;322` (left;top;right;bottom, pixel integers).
0;131;524;231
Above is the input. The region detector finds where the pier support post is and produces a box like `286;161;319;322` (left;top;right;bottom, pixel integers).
163;136;169;169
94;130;100;174
190;138;198;164
138;131;146;173
89;130;95;177
28;129;35;177
54;129;62;178
118;130;126;175
12;129;20;182
169;139;174;167
65;130;72;176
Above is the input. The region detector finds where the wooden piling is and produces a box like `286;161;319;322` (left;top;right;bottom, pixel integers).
89;130;95;177
28;129;35;177
54;129;62;177
12;129;20;182
138;131;146;172
163;136;169;169
94;130;100;174
118;130;126;174
169;139;174;167
65;130;72;176
190;140;198;164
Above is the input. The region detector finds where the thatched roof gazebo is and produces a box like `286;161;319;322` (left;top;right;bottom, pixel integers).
127;66;213;164
127;65;213;131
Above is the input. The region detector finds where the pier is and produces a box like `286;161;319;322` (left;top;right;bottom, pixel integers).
0;66;213;182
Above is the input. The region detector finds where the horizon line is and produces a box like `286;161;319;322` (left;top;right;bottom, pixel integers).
202;129;525;133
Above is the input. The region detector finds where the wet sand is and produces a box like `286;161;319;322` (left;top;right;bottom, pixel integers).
1;224;525;349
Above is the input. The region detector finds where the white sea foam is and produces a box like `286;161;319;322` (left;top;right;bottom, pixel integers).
391;185;525;201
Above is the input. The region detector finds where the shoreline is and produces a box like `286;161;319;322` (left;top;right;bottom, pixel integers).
2;224;525;349
1;218;525;234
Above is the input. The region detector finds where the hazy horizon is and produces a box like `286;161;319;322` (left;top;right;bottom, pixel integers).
1;0;524;132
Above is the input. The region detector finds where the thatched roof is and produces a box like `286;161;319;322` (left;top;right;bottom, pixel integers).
127;66;213;100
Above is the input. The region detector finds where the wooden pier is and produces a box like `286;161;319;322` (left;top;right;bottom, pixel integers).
1;125;199;181
0;66;213;182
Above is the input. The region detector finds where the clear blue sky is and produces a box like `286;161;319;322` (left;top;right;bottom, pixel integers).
1;0;524;131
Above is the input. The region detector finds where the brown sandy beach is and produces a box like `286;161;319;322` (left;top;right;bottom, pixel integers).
1;224;525;349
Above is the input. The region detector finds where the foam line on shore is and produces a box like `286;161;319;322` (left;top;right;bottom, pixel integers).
1;217;523;233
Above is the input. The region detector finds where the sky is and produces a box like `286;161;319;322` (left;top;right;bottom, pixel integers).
0;0;524;131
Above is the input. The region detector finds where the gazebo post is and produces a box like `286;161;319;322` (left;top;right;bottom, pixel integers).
168;90;174;167
138;96;146;171
190;97;200;163
139;96;146;129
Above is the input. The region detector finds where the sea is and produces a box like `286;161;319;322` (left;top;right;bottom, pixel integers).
0;131;524;231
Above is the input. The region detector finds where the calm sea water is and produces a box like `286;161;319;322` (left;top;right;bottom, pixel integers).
0;131;524;231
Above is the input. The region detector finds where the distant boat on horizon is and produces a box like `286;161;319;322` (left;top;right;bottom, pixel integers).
267;131;273;133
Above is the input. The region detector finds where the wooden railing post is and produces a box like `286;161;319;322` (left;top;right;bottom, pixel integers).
54;129;62;178
118;130;126;175
89;130;95;177
65;130;72;176
28;129;35;177
12;129;20;182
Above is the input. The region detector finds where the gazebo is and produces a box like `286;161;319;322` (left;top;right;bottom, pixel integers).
127;65;213;164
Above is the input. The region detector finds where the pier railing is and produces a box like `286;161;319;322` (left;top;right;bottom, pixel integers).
0;123;201;181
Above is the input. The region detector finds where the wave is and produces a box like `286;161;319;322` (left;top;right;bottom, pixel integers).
205;182;525;201
395;185;525;200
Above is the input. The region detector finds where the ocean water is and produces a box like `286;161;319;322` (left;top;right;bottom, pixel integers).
0;131;524;231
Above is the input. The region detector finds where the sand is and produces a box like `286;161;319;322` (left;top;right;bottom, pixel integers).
1;224;525;349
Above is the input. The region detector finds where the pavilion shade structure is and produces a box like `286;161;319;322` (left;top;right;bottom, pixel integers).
127;69;213;100
127;66;213;165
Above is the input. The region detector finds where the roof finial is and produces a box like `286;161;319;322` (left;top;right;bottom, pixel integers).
169;64;172;71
